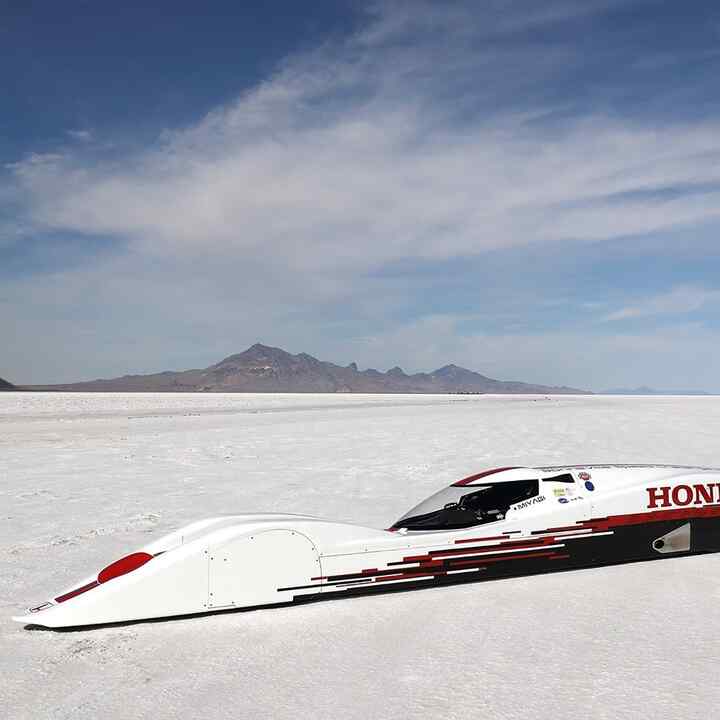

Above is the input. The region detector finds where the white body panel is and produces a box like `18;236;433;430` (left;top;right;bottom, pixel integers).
208;530;321;609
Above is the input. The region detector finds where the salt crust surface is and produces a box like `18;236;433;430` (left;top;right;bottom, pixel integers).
2;392;719;719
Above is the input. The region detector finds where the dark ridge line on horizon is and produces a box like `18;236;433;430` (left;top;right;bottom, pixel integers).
19;342;589;395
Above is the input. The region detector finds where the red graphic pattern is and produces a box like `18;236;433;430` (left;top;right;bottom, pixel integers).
292;502;720;593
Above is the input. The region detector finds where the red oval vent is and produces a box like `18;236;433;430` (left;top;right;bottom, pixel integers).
98;552;153;584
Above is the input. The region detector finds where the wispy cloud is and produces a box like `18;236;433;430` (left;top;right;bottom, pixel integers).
66;129;93;142
8;2;720;276
5;152;64;170
602;286;720;322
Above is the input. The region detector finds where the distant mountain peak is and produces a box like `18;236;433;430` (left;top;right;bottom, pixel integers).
432;363;488;380
215;343;291;366
245;342;287;356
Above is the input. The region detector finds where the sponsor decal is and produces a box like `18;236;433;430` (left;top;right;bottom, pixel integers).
585;481;595;492
646;483;720;509
558;497;569;504
514;494;546;510
579;472;591;481
553;488;567;497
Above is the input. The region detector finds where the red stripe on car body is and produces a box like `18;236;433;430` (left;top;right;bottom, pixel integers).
54;581;99;604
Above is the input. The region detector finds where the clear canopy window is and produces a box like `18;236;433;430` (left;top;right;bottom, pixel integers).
392;479;539;531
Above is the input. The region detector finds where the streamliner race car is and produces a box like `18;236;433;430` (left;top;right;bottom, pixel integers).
14;463;720;628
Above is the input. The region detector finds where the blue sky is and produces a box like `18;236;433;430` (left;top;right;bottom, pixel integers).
3;0;720;390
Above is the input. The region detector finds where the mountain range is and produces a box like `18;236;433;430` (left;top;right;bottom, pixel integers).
24;343;587;394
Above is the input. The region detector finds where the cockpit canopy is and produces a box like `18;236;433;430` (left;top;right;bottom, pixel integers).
391;479;539;531
391;466;579;531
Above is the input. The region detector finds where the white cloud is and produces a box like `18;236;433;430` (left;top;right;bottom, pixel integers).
5;152;64;170
66;129;93;142
11;108;720;277
602;286;720;322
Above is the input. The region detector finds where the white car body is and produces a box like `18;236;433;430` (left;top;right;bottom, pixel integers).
14;464;720;628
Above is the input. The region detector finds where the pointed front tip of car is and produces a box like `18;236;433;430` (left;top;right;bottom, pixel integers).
12;601;56;627
12;614;48;627
11;551;158;629
11;600;70;628
10;536;220;628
